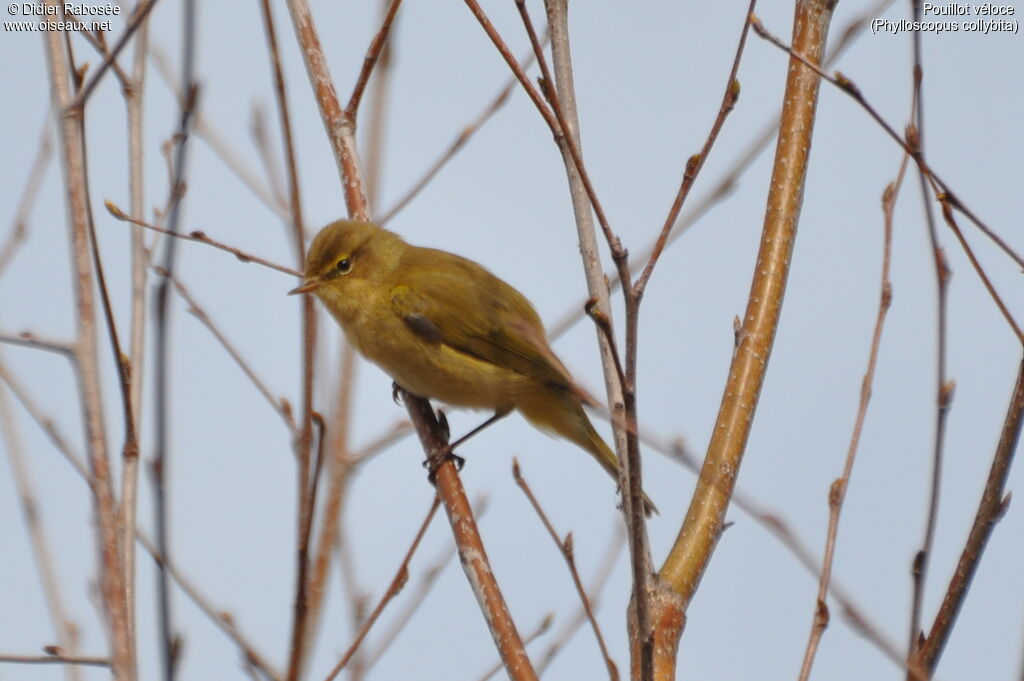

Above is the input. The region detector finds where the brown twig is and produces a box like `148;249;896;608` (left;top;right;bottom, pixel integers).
321;497;441;681
0;121;51;278
0;357;283;680
249;106;289;210
120;6;151;665
749;16;1024;272
472;614;555;681
151;3;198;676
513;460;618;681
904;32;948;668
916;357;1024;674
345;0;403;118
284;0;369;220
256;1;318;677
0;332;74;358
0;368;83;681
105;201;301;277
546;0;897;343
150;47;289;221
0;654;109;667
797;153;906;681
401;388;539;681
42;5;133;677
363;494;491;669
634;1;752;297
64;0;159;111
656;4;836;679
536;523;625;676
935;198;1024;343
166;272;297;432
378;40;543;225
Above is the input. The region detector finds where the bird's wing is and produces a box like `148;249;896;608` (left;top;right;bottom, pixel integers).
390;251;576;391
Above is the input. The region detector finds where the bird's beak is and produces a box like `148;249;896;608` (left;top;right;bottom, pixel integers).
288;279;320;296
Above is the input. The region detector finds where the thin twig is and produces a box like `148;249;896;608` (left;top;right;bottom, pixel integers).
0;121;51;278
321;497;441;681
0;654;109;668
363;494;491;670
634;1;752;297
378;40;544;225
0;332;74;358
150;47;289;221
121;5;151;666
401;389;539;681
536;524;624;676
167;272;297;433
0;359;283;680
152;2;198;675
917;356;1024;674
749;16;1024;272
257;1;318;676
797;154;906;681
472;614;555;681
345;0;403;118
105;201;301;277
513;460;618;681
42;5;133;676
64;0;159;111
546;0;898;343
0;366;83;681
936;198;1024;343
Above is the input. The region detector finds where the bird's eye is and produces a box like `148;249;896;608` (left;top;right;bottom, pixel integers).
336;258;352;274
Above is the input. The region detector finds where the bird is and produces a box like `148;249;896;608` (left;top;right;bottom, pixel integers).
290;219;655;516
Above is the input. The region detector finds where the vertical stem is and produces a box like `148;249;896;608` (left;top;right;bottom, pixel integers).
121;8;151;669
42;3;132;678
657;0;836;624
152;2;197;678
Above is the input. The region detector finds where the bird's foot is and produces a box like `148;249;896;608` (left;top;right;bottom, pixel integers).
392;382;404;405
424;449;465;484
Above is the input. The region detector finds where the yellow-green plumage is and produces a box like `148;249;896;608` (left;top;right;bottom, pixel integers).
294;220;655;515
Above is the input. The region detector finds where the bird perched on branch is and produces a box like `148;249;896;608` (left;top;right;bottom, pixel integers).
290;220;655;516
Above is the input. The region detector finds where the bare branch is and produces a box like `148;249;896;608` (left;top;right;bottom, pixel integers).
321;497;441;681
105;202;301;277
514;460;618;681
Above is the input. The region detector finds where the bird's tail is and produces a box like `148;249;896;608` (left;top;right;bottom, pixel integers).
583;420;659;518
520;389;658;516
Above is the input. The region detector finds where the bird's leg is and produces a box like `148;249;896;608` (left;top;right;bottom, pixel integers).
436;408;451;441
420;406;464;482
447;408;512;452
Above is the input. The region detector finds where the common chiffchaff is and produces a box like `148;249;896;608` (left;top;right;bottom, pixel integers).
290;220;655;515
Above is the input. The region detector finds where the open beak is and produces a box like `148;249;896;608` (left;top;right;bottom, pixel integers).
288;279;320;296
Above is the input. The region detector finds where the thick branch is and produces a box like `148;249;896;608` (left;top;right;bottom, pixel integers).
658;0;836;609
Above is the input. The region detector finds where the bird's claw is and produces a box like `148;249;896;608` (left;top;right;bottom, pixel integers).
423;449;465;484
436;409;450;441
392;382;403;405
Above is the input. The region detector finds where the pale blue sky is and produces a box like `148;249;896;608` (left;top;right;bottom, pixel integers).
1;2;1022;680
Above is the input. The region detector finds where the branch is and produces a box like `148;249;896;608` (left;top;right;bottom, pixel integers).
401;389;539;681
917;356;1024;673
657;0;837;639
513;461;618;681
345;0;403;118
321;497;440;681
42;4;133;676
0;653;109;668
63;0;159;111
797;153;905;681
105;201;301;277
